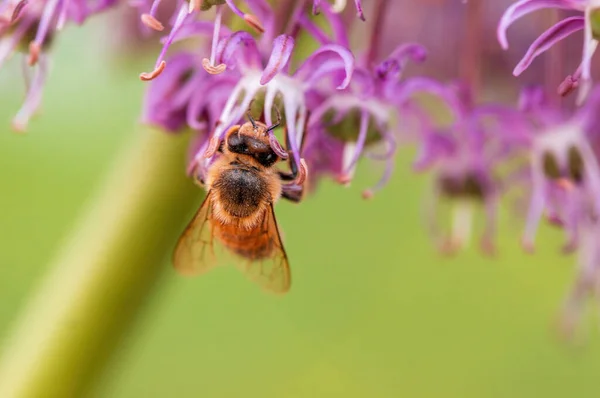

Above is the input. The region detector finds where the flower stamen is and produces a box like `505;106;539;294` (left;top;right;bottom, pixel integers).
202;6;226;74
140;60;166;81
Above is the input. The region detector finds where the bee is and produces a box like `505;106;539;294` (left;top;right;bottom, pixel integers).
173;107;307;294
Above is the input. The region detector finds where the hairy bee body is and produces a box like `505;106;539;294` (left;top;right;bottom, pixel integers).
206;150;282;260
173;114;301;294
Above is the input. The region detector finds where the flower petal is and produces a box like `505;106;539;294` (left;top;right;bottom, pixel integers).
216;31;262;71
497;0;576;50
376;43;427;80
260;34;294;85
513;16;584;76
294;44;354;89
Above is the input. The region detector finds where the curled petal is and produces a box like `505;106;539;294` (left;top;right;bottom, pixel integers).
497;0;575;49
216;31;262;71
514;16;584;76
376;43;427;80
260;34;294;85
294;44;354;89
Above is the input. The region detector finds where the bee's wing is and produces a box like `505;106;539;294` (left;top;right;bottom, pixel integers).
236;203;292;294
172;191;219;276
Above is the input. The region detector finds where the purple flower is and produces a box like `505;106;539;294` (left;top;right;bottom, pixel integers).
0;0;116;130
400;81;529;254
519;85;600;337
299;3;426;196
520;87;600;252
497;0;600;102
142;5;354;192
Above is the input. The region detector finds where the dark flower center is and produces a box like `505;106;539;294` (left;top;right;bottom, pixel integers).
438;172;490;200
541;147;585;184
323;109;384;145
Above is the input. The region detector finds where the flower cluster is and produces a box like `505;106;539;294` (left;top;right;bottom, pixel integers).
6;0;600;336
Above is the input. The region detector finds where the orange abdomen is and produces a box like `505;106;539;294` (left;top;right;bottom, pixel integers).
213;218;274;260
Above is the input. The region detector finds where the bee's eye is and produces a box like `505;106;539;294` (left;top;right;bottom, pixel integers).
227;134;248;154
254;151;277;167
542;151;560;179
568;145;585;183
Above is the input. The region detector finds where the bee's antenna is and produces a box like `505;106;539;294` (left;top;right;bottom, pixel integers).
266;106;281;134
246;99;257;129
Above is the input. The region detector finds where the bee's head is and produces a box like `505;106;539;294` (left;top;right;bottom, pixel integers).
225;124;280;168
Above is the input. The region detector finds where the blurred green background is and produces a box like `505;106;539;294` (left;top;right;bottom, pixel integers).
1;16;600;398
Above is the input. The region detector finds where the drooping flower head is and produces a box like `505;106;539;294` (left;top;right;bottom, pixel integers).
498;0;600;102
518;85;600;338
400;81;530;254
0;0;116;130
299;2;428;196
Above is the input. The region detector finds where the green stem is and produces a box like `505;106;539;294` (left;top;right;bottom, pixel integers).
0;128;201;397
